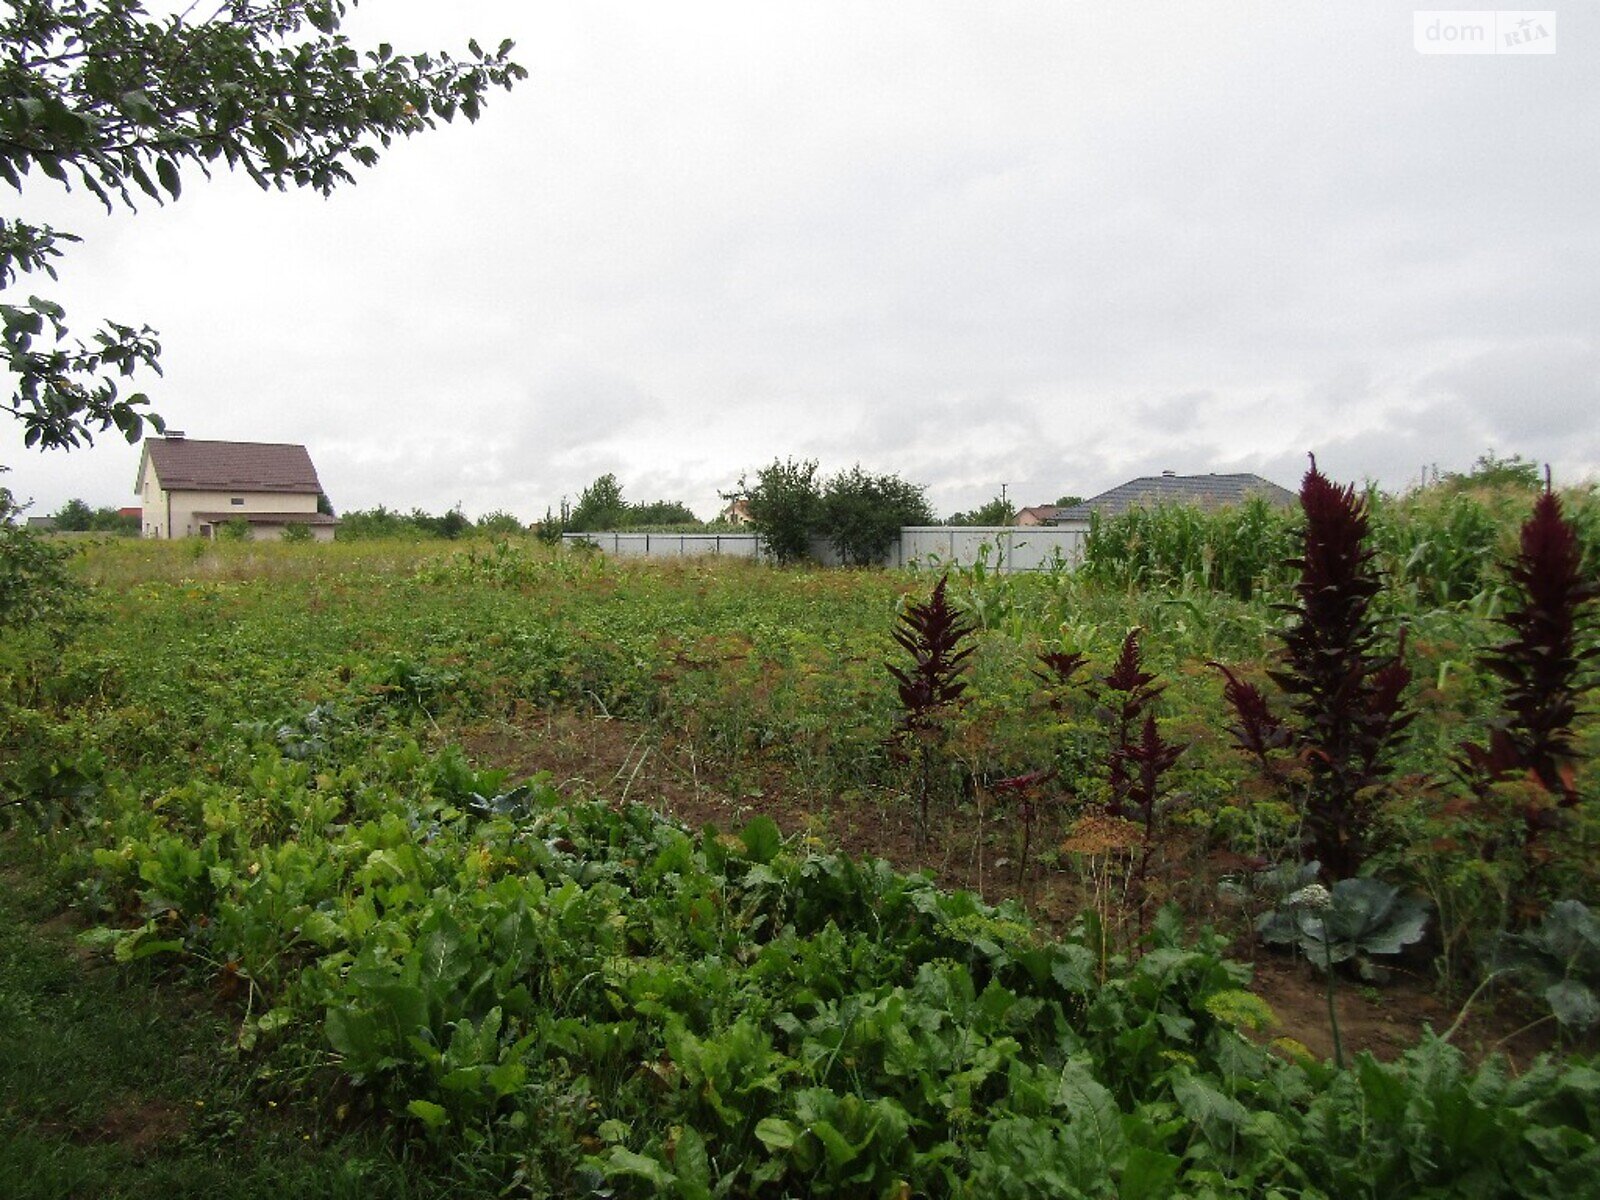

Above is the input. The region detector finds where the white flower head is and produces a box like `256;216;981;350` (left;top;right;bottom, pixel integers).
1286;883;1333;911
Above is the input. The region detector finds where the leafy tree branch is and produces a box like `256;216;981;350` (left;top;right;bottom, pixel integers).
2;0;528;450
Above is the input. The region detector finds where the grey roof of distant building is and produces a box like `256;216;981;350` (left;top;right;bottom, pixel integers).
1051;473;1296;522
139;438;324;494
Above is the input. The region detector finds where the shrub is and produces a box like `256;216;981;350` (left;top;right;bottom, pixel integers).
475;509;526;537
738;458;821;566
1;468;79;630
818;465;933;566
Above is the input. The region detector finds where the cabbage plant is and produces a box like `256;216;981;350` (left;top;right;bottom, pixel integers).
1492;900;1600;1033
1259;877;1429;981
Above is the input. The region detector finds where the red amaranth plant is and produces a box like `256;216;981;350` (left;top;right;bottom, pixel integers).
1458;485;1598;834
1121;710;1185;884
1217;456;1414;878
1034;649;1089;700
1097;630;1165;814
887;574;977;834
992;767;1057;890
1211;662;1292;771
1093;631;1186;917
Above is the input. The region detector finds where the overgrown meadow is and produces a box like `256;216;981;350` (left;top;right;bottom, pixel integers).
3;474;1599;1197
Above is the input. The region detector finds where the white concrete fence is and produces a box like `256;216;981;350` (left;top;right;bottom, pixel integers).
563;524;1089;573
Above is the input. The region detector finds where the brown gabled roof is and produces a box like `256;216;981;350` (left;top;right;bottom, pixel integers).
139;438;324;495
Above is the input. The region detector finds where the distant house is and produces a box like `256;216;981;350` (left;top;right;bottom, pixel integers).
1047;472;1295;527
1013;505;1065;527
25;516;57;531
134;433;337;541
719;498;753;526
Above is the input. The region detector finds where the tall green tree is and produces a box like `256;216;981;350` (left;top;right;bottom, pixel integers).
51;497;135;532
819;464;932;566
51;496;92;530
947;495;1015;526
1440;451;1542;494
627;499;699;528
2;0;526;451
735;458;820;565
569;473;628;532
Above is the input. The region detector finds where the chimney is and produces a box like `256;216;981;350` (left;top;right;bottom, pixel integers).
1161;469;1176;477
165;430;186;439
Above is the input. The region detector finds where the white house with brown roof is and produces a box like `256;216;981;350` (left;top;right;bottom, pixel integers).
134;434;337;541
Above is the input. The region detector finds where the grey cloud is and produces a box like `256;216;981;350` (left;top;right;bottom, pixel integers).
1416;341;1599;441
7;2;1599;519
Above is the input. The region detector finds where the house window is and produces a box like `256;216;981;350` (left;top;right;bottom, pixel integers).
230;497;245;506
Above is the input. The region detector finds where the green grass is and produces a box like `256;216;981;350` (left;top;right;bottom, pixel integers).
0;838;452;1200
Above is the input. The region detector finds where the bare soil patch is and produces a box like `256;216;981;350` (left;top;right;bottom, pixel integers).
81;1096;190;1155
458;710;1560;1066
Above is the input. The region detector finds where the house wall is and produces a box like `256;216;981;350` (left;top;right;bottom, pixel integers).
142;484;317;539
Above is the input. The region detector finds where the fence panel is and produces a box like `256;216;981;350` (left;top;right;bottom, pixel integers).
897;525;1087;572
564;524;1087;572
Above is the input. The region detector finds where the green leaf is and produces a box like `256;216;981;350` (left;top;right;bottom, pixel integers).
256;1007;293;1034
1050;943;1098;992
487;1059;526;1097
1053;1059;1125;1164
808;1118;858;1168
605;1147;677;1188
406;1098;449;1130
1545;980;1600;1031
117;89;157;124
300;909;344;946
755;1116;799;1151
114;931;183;964
127;161;161;202
156;158;181;200
325;1007;376;1064
1119;1145;1182;1200
674;1125;711;1194
740;814;782;864
415;919;471;991
1172;1073;1248;1148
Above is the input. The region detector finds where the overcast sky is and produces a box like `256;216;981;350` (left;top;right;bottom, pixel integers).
5;1;1596;522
